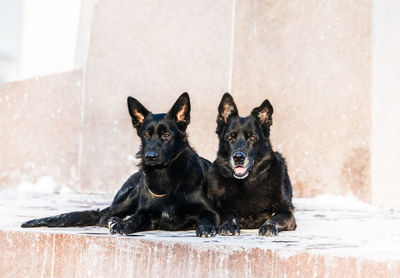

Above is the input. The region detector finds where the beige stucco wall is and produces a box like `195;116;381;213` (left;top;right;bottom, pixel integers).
0;71;82;189
231;0;371;199
78;0;373;199
370;0;400;209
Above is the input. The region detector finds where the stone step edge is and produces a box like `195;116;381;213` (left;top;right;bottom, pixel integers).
1;229;399;278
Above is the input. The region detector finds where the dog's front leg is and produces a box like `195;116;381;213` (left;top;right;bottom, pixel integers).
110;210;150;235
194;206;219;238
99;206;131;228
101;216;123;229
218;214;240;236
259;211;296;236
196;218;217;238
99;178;140;228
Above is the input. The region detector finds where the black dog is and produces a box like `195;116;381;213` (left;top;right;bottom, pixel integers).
208;93;296;236
22;93;218;237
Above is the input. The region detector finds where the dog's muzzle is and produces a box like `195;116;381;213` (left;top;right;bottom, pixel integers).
231;152;252;179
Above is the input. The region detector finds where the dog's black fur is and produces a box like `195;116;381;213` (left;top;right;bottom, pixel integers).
22;93;219;237
208;93;296;236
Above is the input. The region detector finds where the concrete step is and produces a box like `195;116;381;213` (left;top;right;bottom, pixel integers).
1;191;399;278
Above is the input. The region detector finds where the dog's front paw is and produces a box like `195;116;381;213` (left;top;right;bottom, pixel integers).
218;218;240;236
259;222;278;237
106;217;122;229
109;221;136;235
196;224;216;238
109;221;125;235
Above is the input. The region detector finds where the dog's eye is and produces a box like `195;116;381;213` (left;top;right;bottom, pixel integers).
249;135;257;142
161;132;170;140
226;135;234;142
143;132;150;140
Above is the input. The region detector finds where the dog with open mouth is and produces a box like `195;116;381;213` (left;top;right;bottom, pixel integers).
208;93;296;236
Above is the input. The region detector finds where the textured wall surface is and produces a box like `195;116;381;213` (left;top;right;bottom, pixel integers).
370;0;400;209
78;0;372;199
231;0;371;199
0;70;82;190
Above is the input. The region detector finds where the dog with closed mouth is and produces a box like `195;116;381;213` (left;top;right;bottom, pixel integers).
22;93;219;237
208;93;296;236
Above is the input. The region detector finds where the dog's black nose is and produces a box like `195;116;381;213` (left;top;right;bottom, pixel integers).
145;151;159;161
233;152;246;164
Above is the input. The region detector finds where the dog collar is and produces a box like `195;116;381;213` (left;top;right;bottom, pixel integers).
147;187;167;198
143;173;167;197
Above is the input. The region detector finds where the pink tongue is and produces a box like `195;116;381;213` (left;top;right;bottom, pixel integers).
234;167;247;175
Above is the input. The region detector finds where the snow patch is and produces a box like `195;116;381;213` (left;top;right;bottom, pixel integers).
293;193;381;211
16;176;74;195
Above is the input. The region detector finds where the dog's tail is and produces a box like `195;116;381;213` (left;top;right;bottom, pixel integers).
21;207;109;228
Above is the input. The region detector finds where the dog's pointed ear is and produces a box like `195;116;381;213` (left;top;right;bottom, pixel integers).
216;93;238;136
251;99;273;134
217;93;238;124
167;92;190;130
127;96;150;129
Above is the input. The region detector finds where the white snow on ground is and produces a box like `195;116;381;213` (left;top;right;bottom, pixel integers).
16;176;74;194
293;193;381;211
1;178;400;261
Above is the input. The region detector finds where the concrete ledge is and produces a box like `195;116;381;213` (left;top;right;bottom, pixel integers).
1;229;399;278
1;191;399;277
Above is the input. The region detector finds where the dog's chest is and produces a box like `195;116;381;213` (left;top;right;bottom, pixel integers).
161;211;171;220
223;186;274;215
159;207;177;223
150;199;181;226
150;207;177;229
151;200;176;221
223;191;275;228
